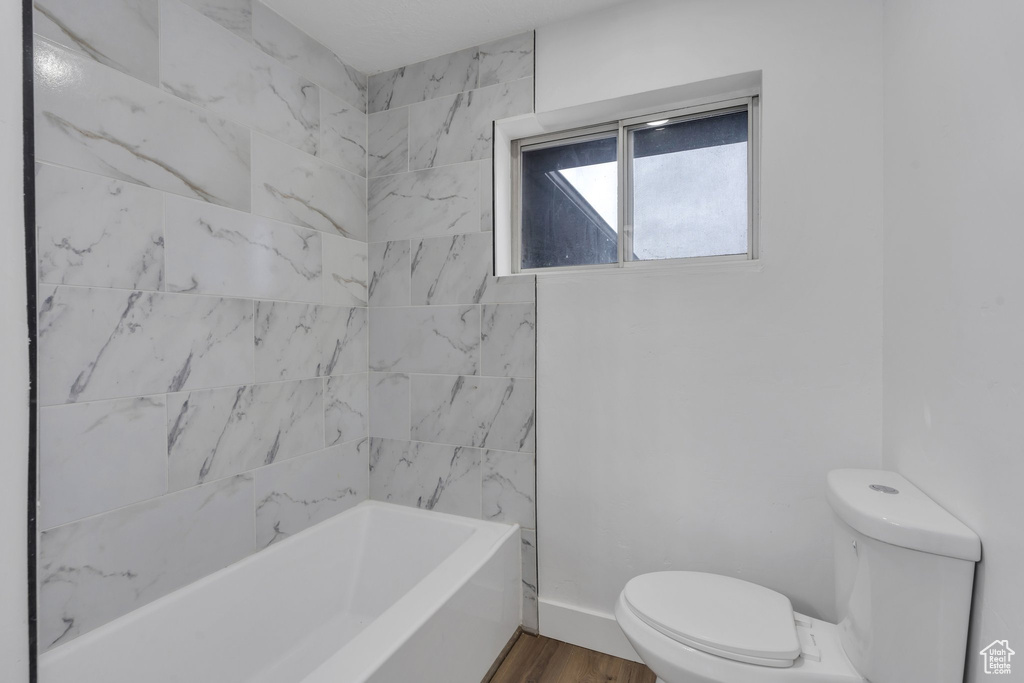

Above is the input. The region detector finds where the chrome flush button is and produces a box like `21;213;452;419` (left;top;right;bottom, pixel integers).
869;484;899;494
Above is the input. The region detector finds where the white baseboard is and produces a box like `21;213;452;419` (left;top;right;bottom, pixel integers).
538;598;642;663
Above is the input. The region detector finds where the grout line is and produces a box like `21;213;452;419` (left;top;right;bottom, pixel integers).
368;154;487;180
37;372;369;410
251;298;257;384
39;280;369;308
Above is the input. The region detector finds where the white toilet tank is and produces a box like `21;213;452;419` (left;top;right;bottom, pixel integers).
827;469;980;683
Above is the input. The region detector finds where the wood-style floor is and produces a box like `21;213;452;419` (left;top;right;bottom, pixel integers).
488;633;657;683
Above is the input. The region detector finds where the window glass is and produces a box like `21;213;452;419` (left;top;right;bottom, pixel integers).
520;135;618;270
630;110;748;261
514;98;756;272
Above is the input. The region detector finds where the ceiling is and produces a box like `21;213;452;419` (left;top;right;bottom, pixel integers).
261;0;636;75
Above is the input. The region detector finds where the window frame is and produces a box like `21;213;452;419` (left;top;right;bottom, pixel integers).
511;95;760;274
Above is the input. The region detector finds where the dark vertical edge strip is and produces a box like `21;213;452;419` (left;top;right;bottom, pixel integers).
529;33;538;632
21;0;38;679
491;120;497;277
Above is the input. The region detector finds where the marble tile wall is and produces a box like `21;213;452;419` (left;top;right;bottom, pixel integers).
33;0;369;650
365;32;539;631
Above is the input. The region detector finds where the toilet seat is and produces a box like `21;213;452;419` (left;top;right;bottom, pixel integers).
622;572;801;668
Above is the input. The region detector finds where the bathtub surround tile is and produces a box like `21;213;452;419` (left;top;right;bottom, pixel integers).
323;234;368;307
325;374;369;446
164;195;322;302
482;450;535;528
34;39;251;211
254;302;368;382
319;306;368;380
480;159;493;231
368;108;408;177
34;0;384;654
411;375;535;453
254;440;369;548
368;162;479;242
481;304;536;377
35;163;164;291
251;1;366;113
38;286;254;405
167;379;324;490
369;305;480;375
478;33;534;88
320;89;368;177
411;232;492;305
33;0;159;85
368;47;478;113
252;133;368;241
480;274;536;304
160;0;319;155
408;78;534;170
39;396;167;530
369;438;481;517
369;373;410;440
254;299;312;380
39;474;254;650
521;528;538;632
368;241;411;307
179;0;251;40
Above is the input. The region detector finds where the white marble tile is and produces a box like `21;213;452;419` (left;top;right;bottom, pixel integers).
481;304;536;378
39;474;254;650
480;274;535;304
368;108;408;178
325;374;369;446
320;89;367;177
164;194;322;302
38;286;254;405
411;232;492;305
179;0;251;40
36;163;164;291
252;1;366;112
368;162;479;242
369;372;410;440
369;438;481;517
521;528;538;632
408;78;534;170
478;32;534;88
39;396;167;530
369;305;479;375
161;0;319;155
167;379;324;490
323;233;367;307
480;159;493;231
34;38;251;211
33;0;159;85
254;302;367;381
411;375;535;453
252;133;367;240
320;306;368;377
368;47;478;113
368;241;410;307
482;450;535;528
255;440;368;548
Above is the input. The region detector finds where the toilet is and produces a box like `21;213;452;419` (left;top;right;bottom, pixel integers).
615;469;981;683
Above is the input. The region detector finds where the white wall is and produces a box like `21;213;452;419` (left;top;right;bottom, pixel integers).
534;0;884;656
1;0;31;678
882;1;1024;679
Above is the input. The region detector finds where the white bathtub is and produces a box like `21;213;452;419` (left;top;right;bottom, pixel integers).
40;501;522;683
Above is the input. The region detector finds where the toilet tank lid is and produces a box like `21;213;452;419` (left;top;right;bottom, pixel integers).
827;469;980;562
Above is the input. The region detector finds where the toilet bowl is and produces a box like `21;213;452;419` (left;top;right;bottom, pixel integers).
614;572;864;683
615;469;981;683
